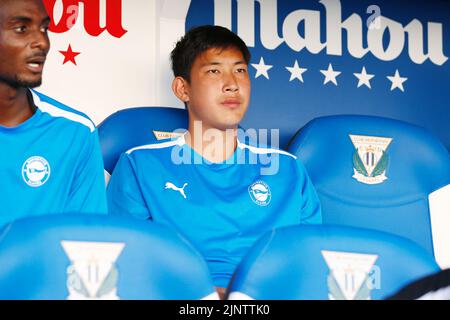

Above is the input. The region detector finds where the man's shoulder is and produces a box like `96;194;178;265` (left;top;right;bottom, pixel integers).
120;139;184;174
31;89;96;133
125;138;182;157
238;141;297;160
237;140;310;177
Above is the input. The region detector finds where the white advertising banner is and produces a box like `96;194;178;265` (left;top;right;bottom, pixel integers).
39;0;182;125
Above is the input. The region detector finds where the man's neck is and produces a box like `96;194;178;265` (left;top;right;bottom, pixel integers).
186;122;238;163
0;84;34;127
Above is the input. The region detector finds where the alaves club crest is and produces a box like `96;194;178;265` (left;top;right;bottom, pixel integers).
22;156;51;187
349;135;393;185
322;250;379;300
248;181;272;206
61;241;125;300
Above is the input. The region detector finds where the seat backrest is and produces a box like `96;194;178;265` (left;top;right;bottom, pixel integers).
287;115;450;268
227;225;440;300
0;214;218;300
98;107;188;175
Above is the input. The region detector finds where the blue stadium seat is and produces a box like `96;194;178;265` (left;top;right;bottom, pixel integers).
0;214;218;300
98;107;188;176
227;225;440;300
287;115;450;268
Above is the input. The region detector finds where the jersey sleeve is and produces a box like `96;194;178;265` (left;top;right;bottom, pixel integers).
65;128;108;214
106;152;152;220
296;159;322;224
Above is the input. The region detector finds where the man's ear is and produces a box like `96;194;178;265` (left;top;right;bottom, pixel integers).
172;77;190;103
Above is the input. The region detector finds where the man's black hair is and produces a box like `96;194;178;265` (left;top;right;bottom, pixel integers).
171;25;251;82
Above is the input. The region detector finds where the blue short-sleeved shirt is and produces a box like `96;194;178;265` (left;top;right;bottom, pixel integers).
0;90;107;227
107;134;321;287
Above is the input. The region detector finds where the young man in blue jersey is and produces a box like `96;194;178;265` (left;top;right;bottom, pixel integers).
0;0;107;226
107;25;322;298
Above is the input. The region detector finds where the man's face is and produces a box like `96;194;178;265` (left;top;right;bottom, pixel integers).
0;0;50;89
184;47;251;131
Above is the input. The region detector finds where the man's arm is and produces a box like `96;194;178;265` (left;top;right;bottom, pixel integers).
297;160;322;224
65;128;108;214
106;152;151;220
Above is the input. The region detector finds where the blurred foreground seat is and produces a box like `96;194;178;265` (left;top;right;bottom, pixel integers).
227;225;440;300
0;214;218;300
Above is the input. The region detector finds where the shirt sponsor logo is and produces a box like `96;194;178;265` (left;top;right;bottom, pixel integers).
248;181;272;206
22;156;51;187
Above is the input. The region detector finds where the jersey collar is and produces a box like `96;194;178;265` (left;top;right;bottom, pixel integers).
178;132;245;170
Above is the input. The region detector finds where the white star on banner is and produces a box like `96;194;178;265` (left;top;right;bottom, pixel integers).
286;60;307;83
387;70;408;92
251;57;273;79
320;63;341;86
354;67;375;89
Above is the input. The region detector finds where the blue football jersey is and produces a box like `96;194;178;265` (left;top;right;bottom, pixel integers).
107;134;322;287
0;90;107;227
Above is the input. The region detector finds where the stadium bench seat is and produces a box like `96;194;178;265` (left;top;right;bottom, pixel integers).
98;107;188;178
0;214;218;300
287;115;450;268
227;225;440;300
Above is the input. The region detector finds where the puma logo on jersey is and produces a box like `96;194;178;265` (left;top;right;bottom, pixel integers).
165;182;188;199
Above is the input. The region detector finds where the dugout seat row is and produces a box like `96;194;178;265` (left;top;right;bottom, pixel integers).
98;108;450;269
0;215;440;300
2;108;445;299
0;214;219;300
